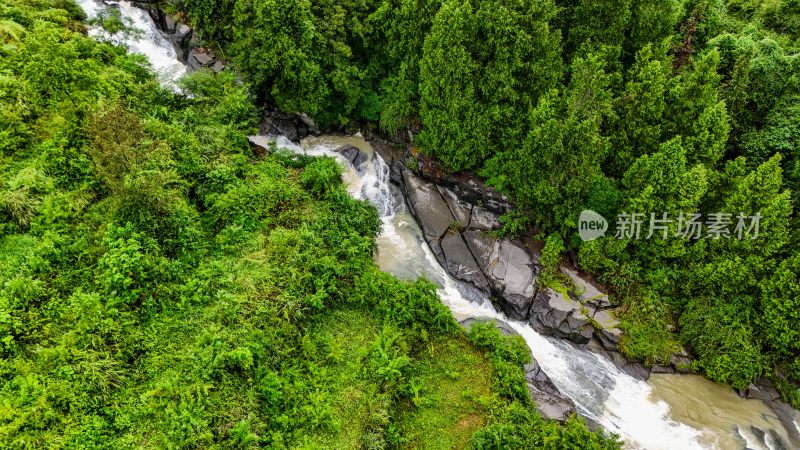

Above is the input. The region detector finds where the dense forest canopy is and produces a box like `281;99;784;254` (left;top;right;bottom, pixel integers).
175;0;800;402
0;0;625;447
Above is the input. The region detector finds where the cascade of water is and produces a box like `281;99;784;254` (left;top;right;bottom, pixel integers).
76;0;186;86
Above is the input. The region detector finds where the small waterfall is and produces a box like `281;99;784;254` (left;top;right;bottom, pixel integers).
285;137;709;449
76;0;186;86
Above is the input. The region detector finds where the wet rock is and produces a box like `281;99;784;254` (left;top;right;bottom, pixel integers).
669;349;694;373
606;351;650;380
441;233;490;293
744;379;780;402
650;365;675;374
623;364;650;381
211;60;225;73
298;115;319;135
188;49;216;71
402;170;455;258
598;327;622;351
464;231;537;320
529;288;593;343
192;51;213;67
469;206;501;231
566;308;595;343
439;176;513;215
259;110;319;143
164;14;176;33
438;186;472;227
499;240;538;319
750;427;788;450
766;400;800;449
529;289;575;334
334;144;368;170
586;337;611;359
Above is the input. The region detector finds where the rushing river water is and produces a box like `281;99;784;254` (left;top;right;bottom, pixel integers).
76;2;800;448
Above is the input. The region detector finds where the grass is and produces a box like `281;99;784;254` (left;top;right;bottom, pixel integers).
395;335;493;449
301;307;383;449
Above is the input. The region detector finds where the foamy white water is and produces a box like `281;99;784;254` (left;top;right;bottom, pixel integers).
76;0;186;87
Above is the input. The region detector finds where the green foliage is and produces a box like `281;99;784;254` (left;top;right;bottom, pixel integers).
468;321;531;403
680;300;765;389
3;4;558;446
300;156;344;198
472;402;620;449
418;0;562;171
539;233;565;288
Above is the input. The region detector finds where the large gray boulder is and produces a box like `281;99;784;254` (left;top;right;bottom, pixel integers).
334;144;368;171
529;288;594;344
560;265;614;310
441;233;490;293
463;231;537;320
526;360;577;422
402;170;456;258
438;186;473;227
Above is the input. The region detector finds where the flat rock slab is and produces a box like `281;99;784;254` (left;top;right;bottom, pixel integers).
192;51;214;66
441;232;490;293
438;186;473;227
402;170;455;257
469;206;501;231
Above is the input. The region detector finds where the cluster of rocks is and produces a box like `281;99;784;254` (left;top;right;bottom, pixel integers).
738;379;800;449
367;135;697;384
259;111;320;143
397;165;656;379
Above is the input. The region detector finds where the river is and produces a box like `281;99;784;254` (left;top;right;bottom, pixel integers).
76;2;800;448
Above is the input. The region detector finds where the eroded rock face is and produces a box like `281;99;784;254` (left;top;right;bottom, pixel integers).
402;170;456;258
438;186;473;227
259;111;320;143
529;288;594;344
470;206;501;231
560;266;615;310
526;360;577;422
